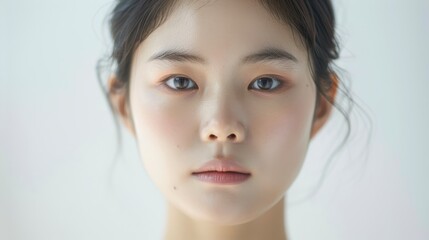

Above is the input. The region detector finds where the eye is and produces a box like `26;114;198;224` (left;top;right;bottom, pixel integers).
162;75;198;91
249;76;284;92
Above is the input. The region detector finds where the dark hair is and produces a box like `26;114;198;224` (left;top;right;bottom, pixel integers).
97;0;373;198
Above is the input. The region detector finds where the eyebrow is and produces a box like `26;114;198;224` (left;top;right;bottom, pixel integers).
148;47;298;65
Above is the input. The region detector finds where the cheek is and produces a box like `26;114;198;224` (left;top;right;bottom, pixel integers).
129;90;197;188
132;90;195;148
269;102;313;150
252;88;315;188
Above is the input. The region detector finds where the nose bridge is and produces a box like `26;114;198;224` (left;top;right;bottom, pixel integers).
200;83;245;143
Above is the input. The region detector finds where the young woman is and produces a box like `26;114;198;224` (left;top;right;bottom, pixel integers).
99;0;351;239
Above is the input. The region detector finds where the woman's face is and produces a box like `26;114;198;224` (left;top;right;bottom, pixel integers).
117;0;331;225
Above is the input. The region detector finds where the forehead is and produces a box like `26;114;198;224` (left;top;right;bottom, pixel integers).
135;0;307;66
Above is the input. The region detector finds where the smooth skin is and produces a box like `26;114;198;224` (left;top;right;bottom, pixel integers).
108;0;338;239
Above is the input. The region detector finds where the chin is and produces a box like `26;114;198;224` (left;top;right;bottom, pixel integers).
181;200;262;226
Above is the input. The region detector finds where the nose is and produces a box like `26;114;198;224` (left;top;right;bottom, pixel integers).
200;94;246;143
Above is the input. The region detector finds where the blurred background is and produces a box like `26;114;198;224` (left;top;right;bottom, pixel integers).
1;0;428;239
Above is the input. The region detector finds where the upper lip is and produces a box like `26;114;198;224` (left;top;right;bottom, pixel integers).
192;156;251;174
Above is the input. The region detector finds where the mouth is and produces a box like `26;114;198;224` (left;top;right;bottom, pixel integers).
191;171;251;184
192;157;251;175
191;170;251;175
191;156;251;184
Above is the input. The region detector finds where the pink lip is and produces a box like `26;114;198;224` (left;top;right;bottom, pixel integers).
192;157;251;184
192;157;251;174
192;172;251;184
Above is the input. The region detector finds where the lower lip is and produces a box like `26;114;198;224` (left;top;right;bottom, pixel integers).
192;171;251;184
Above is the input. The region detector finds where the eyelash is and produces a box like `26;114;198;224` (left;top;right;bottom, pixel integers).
160;75;286;93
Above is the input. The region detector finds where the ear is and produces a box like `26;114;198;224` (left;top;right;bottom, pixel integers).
310;73;338;139
107;75;136;137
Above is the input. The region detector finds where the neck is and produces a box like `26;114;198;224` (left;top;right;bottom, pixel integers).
163;195;288;240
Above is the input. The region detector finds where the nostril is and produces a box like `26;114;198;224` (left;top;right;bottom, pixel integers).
208;134;237;141
228;134;236;140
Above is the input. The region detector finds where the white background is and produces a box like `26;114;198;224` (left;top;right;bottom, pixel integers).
1;0;428;239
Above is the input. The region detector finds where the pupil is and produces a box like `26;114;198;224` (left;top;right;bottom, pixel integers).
174;77;188;89
258;78;272;89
